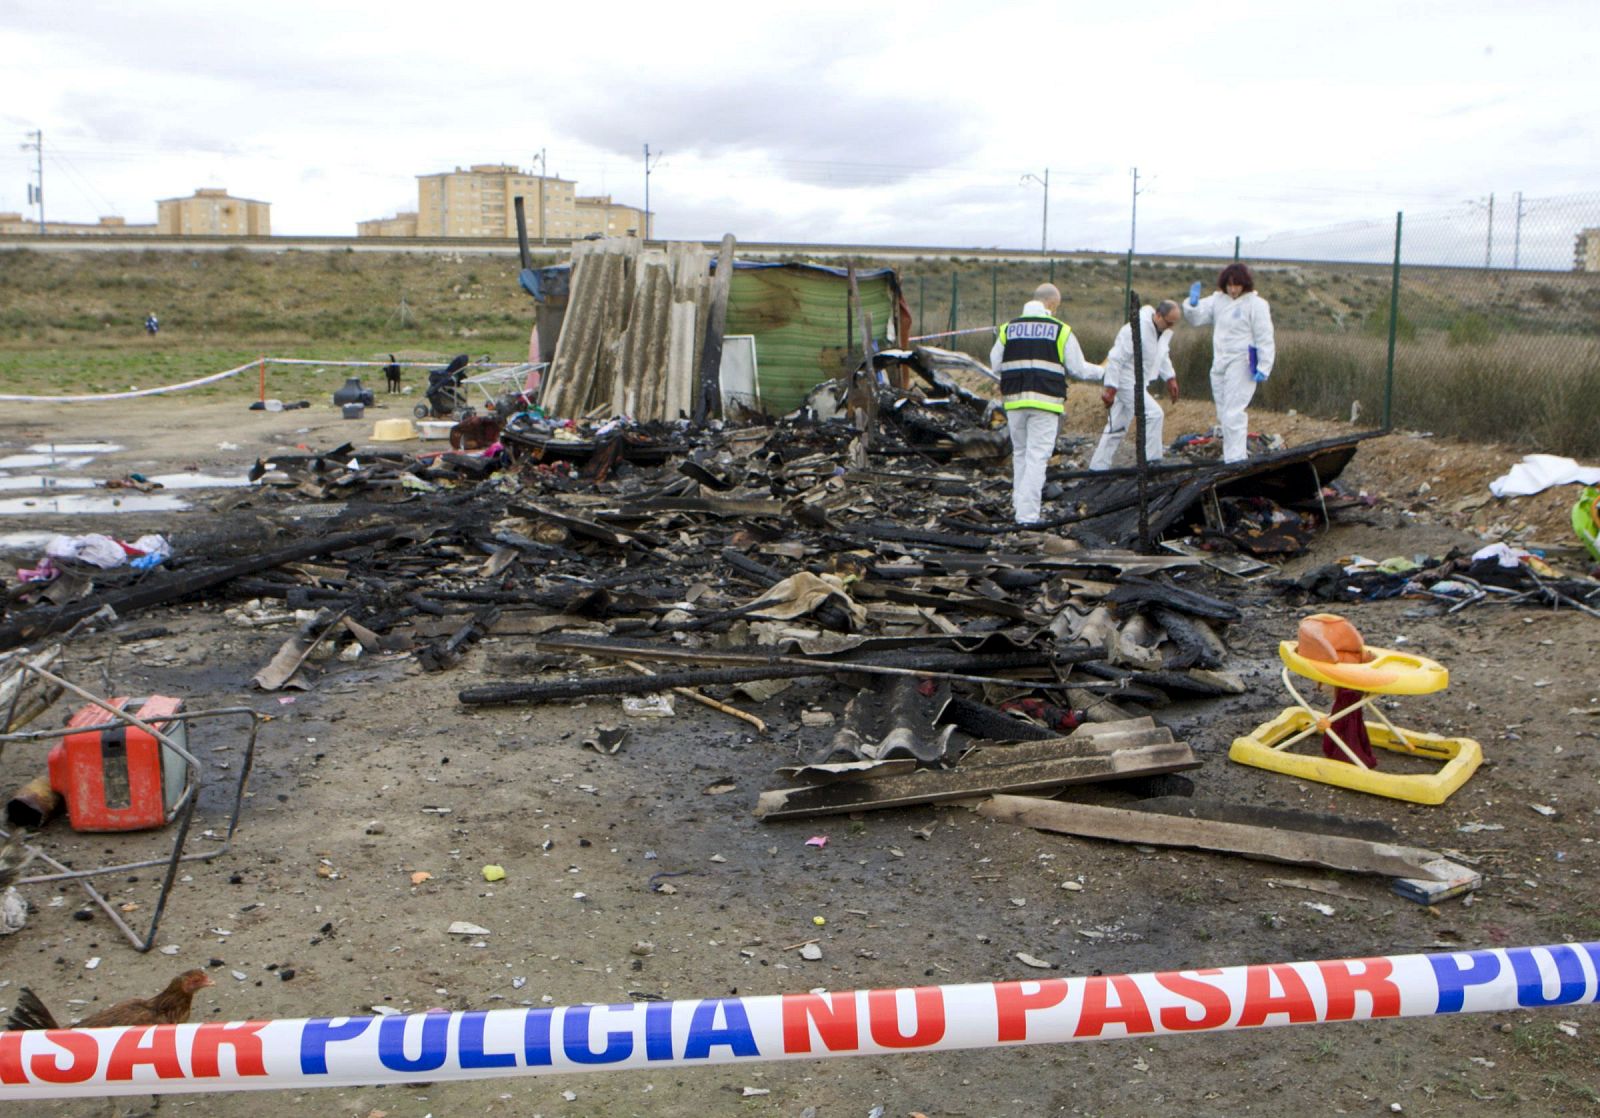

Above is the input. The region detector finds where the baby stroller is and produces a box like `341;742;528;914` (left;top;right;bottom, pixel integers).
414;354;473;420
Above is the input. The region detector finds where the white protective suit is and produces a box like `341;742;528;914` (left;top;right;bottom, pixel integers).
1182;289;1275;463
1089;305;1176;471
989;300;1102;524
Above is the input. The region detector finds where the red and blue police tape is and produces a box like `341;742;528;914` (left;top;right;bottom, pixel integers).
2;941;1595;1099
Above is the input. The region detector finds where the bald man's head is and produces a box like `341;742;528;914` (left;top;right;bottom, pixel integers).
1033;283;1061;310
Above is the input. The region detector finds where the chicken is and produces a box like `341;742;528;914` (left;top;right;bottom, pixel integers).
0;829;38;890
6;969;214;1031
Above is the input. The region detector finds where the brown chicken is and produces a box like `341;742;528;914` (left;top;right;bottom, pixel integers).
0;829;38;890
6;969;214;1031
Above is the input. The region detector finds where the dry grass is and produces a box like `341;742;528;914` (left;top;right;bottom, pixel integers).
2;247;1597;455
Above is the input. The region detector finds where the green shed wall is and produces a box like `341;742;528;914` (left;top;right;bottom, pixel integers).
725;269;896;414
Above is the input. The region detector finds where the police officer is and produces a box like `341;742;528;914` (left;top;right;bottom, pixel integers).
989;283;1102;526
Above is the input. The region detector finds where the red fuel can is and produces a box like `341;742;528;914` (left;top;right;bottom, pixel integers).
48;696;188;832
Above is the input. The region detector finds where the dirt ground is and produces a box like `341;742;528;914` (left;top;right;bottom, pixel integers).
2;394;1599;1117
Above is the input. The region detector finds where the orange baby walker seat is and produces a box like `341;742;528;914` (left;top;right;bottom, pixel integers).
1228;613;1482;805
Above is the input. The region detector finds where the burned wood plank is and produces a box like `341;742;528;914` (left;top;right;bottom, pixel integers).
695;233;737;425
404;591;448;617
621;497;788;519
754;741;1199;821
1107;576;1241;622
507;502;663;549
0;525;396;652
850;522;992;551
460;663;821;705
530;633;1104;674
977;794;1472;886
722;548;788;586
1150;607;1226;670
418;606;502;672
862;584;1031;622
459;644;1113;706
1123;796;1401;843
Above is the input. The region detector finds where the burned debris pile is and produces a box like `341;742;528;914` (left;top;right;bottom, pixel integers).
0;377;1289;827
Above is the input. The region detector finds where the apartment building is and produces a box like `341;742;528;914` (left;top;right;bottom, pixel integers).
414;164;580;239
0;214;157;235
156;188;271;235
573;195;646;239
361;164;646;240
1576;228;1600;272
357;211;420;238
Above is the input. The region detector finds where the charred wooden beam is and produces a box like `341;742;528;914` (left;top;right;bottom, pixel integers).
1107;576;1241;622
460;663;823;705
0;525;397;651
418;607;502;672
756;739;1199;820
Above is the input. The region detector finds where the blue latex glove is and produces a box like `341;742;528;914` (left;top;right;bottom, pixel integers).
1188;281;1202;307
130;553;163;572
1249;345;1266;382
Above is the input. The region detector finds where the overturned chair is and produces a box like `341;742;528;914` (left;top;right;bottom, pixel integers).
1230;613;1482;805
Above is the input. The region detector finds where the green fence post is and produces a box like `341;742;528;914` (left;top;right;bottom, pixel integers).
1233;236;1241;261
949;272;959;335
1049;258;1055;285
918;276;925;338
991;265;998;328
1383;211;1403;431
1122;250;1133;315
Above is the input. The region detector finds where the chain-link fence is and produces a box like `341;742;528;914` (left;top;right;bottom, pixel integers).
890;190;1600;458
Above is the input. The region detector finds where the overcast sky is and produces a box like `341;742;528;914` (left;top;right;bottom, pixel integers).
2;0;1596;267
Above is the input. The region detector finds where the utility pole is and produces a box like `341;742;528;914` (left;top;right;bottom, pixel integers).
1020;168;1048;252
1129;167;1143;253
21;130;43;233
643;143;663;240
535;148;548;243
1484;191;1494;268
1512;190;1523;270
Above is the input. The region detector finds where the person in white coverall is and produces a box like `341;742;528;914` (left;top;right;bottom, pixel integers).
989;283;1102;525
1181;262;1275;463
1089;300;1182;471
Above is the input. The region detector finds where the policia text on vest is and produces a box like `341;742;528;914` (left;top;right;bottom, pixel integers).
995;317;1071;414
989;292;1103;526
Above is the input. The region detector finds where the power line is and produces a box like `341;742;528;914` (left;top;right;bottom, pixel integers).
45;151;118;215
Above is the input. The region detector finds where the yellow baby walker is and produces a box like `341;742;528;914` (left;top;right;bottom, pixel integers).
1230;613;1482;805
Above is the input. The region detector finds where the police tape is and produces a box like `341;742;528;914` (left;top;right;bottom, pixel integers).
3;941;1596;1099
0;361;261;403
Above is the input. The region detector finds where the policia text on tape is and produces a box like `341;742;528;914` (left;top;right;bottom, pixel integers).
2;942;1596;1099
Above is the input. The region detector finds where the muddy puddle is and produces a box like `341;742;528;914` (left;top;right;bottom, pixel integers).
0;473;252;514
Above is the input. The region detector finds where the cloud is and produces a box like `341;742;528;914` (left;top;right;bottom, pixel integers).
550;73;983;182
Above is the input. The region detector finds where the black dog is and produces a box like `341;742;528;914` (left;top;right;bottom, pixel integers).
383;354;402;394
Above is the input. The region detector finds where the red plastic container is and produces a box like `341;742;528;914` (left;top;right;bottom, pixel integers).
48;696;187;832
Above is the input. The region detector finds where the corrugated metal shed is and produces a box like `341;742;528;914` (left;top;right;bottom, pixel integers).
529;252;909;419
540;239;713;422
723;265;900;414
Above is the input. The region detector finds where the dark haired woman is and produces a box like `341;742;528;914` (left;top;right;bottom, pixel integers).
1181;263;1275;463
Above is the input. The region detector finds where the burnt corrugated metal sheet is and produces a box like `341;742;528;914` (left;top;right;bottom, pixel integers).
541;239;712;422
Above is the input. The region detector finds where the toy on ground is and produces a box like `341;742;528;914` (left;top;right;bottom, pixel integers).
1229;613;1481;805
1574;484;1600;561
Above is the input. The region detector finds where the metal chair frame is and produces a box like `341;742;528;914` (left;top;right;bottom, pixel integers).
0;650;259;952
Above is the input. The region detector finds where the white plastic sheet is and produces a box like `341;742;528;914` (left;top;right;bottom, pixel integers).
1488;454;1600;498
